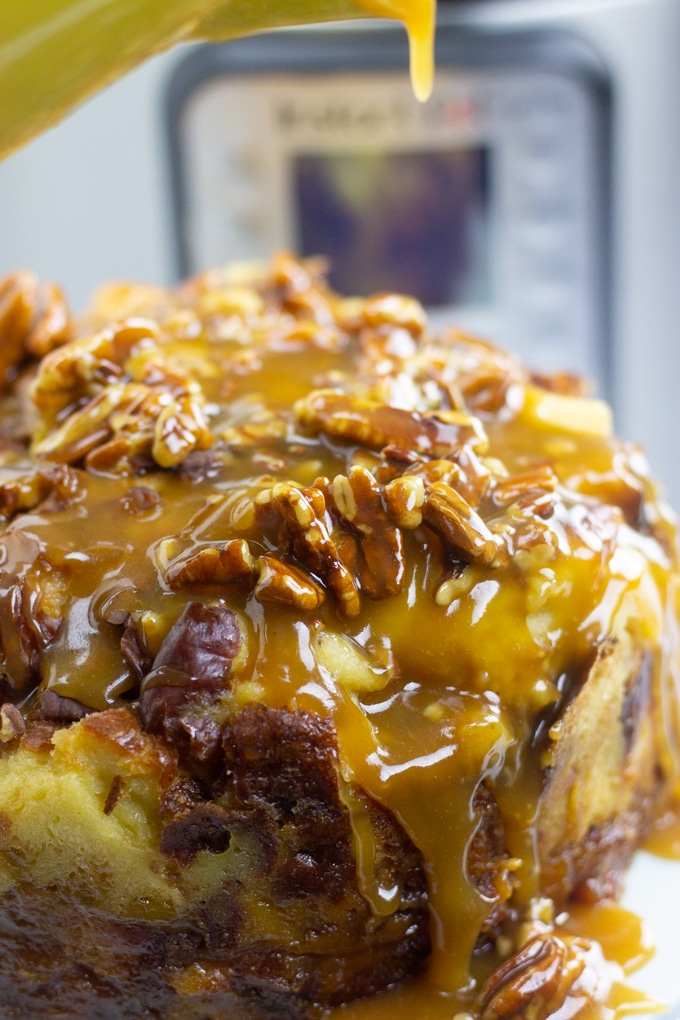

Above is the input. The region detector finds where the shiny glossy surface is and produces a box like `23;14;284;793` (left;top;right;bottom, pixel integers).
0;255;678;1016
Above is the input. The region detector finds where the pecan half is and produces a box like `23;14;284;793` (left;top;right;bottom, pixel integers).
330;466;405;598
165;540;256;589
139;603;242;772
295;391;488;458
0;703;26;743
254;554;325;611
26;282;72;359
493;466;557;507
0;271;37;386
480;932;588;1020
152;395;214;469
255;482;360;619
383;474;426;530
423;481;499;566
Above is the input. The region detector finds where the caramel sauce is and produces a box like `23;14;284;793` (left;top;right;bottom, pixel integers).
644;798;680;859
0;256;678;1016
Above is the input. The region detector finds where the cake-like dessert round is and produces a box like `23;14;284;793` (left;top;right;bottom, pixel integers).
0;254;677;1019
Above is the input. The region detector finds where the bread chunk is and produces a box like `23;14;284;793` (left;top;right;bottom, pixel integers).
0;253;677;1018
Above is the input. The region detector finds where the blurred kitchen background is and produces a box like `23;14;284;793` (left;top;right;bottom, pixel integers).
1;0;679;512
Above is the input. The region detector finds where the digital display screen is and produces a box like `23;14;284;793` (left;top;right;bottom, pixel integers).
293;148;491;307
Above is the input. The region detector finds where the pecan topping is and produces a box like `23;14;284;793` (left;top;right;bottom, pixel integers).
40;689;94;723
0;271;38;387
360;293;427;334
254;554;325;611
424;481;500;566
139;603;242;771
0;703;26;743
383;474;426;530
166;540;256;589
330;466;405;598
493;466;558;507
152;395;214;469
480;932;588;1020
295;391;488;458
255;482;360;618
0;462;82;519
26;282;72;359
32;384;132;462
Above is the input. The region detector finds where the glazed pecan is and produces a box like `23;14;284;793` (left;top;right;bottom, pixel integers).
152;395;214;468
423;481;499;566
0;703;26;743
32;384;132;462
492;466;557;507
359;292;427;335
0;271;37;386
31;319;157;419
0;462;81;519
480;932;589;1020
254;554;325;611
255;482;360;618
166;540;256;589
383;474;426;530
330;466;405;598
26;282;71;359
295;390;488;459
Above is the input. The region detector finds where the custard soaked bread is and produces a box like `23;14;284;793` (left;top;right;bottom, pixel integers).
0;255;678;1018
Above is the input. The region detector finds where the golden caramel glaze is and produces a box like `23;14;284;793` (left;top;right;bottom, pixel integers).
0;253;678;1018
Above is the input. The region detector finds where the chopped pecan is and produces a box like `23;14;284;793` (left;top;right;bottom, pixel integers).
493;466;558;507
40;689;94;723
139;603;242;770
30;319;158;418
32;383;134;462
360;293;427;335
423;482;500;566
119;485;161;515
151;395;214;469
26;282;72;359
0;462;82;519
295;390;488;459
256;482;360;619
480;931;589;1020
254;554;325;611
176;449;225;483
166;540;256;589
103;774;125;815
0;703;26;743
0;271;38;386
330;466;405;598
383;474;426;530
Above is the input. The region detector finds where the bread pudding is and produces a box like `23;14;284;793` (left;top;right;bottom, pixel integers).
0;254;677;1018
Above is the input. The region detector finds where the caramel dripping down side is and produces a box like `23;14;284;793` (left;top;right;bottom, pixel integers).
0;0;435;160
0;255;678;1018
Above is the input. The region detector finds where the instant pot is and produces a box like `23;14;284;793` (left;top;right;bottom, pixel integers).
166;0;680;506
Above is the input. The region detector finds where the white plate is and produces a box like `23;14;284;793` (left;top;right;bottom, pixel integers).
621;850;680;1014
